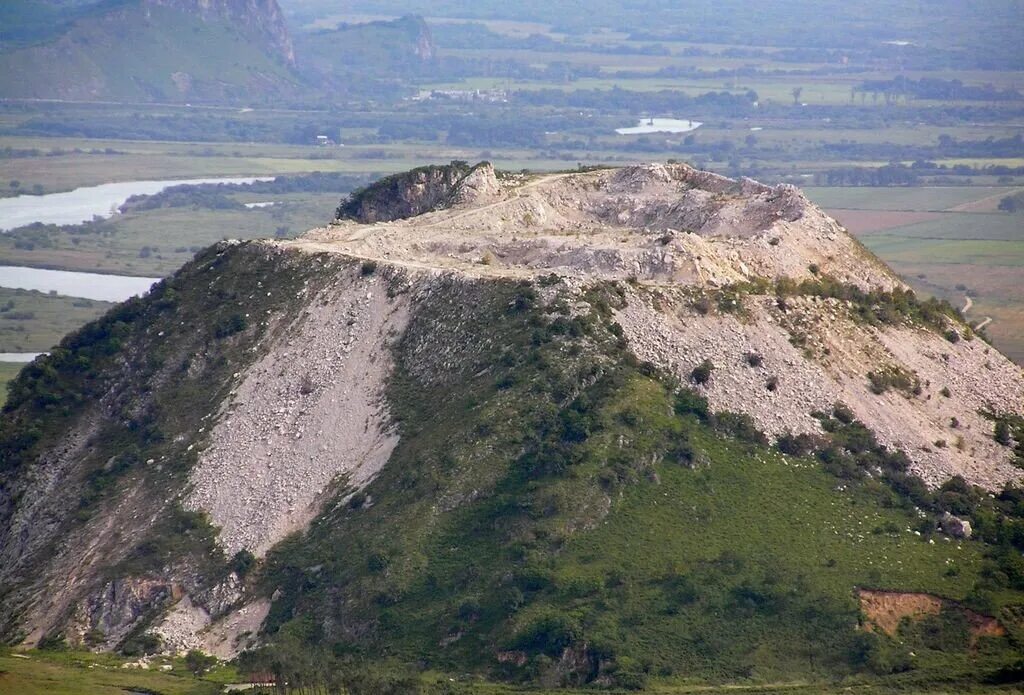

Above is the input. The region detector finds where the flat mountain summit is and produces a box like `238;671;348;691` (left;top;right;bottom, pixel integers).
1;163;1023;689
311;161;897;288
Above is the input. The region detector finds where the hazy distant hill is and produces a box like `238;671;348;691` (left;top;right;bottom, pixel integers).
295;15;436;82
0;0;300;103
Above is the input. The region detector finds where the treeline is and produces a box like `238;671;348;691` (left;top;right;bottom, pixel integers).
998;191;1024;212
857;77;1023;102
819;161;1024;186
512;87;756;114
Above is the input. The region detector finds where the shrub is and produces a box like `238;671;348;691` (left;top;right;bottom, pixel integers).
832;402;856;424
777;431;818;457
766;376;779;391
944;329;961;343
185;649;218;675
214;313;247;338
744;352;763;367
512;613;581;657
995;420;1012;446
674;388;709;420
360;260;378;275
121;632;161;656
940;386;951;397
867;365;920;396
232;549;256;577
691;359;714;385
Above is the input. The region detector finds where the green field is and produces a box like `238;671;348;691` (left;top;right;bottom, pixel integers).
0;192;344;276
0;361;22;407
0;288;113;352
805;187;1023;212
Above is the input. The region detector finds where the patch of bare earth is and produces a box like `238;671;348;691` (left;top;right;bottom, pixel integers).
858;589;1005;645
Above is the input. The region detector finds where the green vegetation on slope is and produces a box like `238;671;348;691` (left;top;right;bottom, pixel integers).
249;276;1024;691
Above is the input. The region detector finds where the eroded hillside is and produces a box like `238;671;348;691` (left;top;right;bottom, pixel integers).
1;162;1023;689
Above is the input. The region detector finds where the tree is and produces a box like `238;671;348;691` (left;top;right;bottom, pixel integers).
791;86;803;105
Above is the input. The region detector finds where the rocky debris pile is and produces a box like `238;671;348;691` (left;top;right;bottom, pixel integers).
616;288;1024;490
185;263;410;556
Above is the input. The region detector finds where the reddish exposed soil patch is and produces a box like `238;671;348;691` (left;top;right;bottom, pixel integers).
828;209;944;234
858;589;1005;645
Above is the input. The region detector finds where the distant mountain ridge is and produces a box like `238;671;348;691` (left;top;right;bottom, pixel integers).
0;0;298;102
145;0;295;65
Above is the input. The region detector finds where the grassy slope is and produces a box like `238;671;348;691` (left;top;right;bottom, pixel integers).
0;651;221;695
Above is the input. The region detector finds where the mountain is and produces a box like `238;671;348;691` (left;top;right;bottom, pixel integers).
2;163;1023;690
294;15;437;91
0;0;298;103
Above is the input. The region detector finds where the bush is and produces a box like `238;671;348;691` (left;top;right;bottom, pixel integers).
867;365;920;396
214;313;247;338
690;359;714;385
674;388;709;420
832;402;856;424
121;632;161;656
232;549;256;577
512;613;581;657
995;420;1012;446
185;649;218;675
744;352;763;367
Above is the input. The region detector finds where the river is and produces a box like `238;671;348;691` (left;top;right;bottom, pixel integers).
0;265;159;302
0;177;272;231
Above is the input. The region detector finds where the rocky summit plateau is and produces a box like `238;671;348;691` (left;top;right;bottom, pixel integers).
1;162;1023;690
